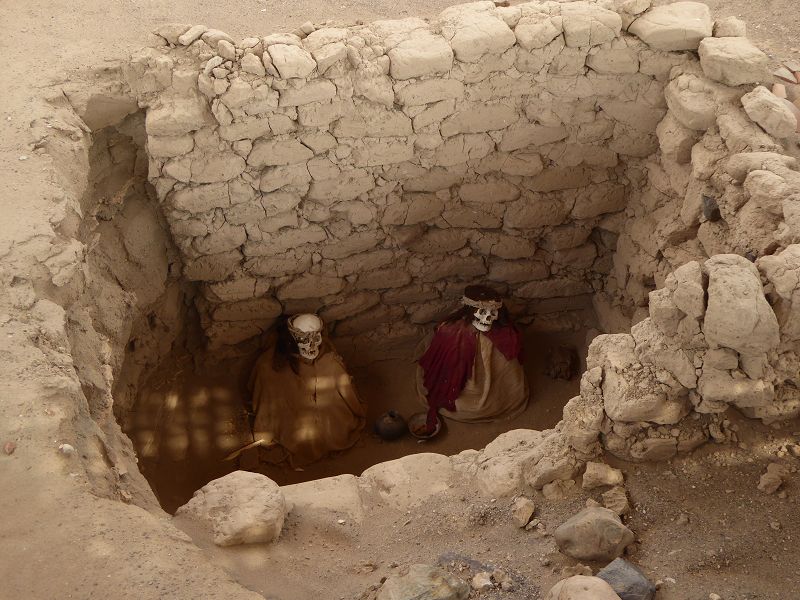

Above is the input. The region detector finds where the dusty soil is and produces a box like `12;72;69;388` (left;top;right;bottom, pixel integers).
653;0;800;61
175;411;800;600
1;1;800;600
127;330;585;512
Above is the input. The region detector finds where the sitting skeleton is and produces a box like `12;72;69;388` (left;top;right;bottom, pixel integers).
247;314;366;467
416;285;529;432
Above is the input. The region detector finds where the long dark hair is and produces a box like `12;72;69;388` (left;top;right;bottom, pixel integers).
442;285;512;328
272;316;302;374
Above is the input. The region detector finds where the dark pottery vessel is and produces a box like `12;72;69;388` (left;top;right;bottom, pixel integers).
374;410;407;441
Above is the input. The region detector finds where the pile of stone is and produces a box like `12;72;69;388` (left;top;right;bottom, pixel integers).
576;245;800;462
126;0;734;351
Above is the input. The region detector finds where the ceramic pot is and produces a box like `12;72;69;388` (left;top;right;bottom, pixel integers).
374;410;407;441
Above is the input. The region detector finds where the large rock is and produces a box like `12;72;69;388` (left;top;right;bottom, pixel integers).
596;558;656;600
277;274;344;300
396;79;465;106
378;564;469;600
696;366;774;413
628;2;712;50
656;112;699;164
699;37;769;87
388;31;454;80
589;334;690;424
146;93;214;136
439;5;517;63
267;44;317;78
741;86;798;139
545;575;622;600
175;471;285;546
515;13;563;50
248;139;314;167
664;74;717;131
703;254;780;356
724;152;798;183
759;245;800;341
282;474;364;522
554;506;635;561
582;462;624;490
560;2;622;48
360;453;453;510
475;429;545;497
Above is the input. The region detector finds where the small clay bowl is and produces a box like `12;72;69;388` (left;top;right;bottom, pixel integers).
373;410;407;441
408;412;442;439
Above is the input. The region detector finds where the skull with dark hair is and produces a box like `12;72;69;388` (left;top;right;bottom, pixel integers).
288;314;323;361
461;285;504;332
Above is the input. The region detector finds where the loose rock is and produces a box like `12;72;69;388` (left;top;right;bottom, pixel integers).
741;86;798;138
471;571;493;591
602;487;631;516
545;575;622;600
713;16;746;37
58;443;75;456
377;564;469;600
582;462;625;490
758;462;789;494
554;506;635;561
511;496;536;527
596;558;656;600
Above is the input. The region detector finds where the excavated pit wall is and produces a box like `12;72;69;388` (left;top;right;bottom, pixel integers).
47;0;800;496
128;0;692;351
96;0;800;480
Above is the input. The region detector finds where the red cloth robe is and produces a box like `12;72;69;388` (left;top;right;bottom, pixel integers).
418;320;524;429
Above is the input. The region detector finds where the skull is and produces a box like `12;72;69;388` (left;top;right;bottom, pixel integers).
289;314;324;361
472;307;499;332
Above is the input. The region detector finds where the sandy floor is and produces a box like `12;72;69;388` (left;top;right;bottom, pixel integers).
127;328;586;512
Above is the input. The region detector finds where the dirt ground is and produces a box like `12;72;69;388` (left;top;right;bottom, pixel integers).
2;0;800;599
174;410;800;600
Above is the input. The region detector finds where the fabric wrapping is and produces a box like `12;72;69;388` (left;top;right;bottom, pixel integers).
248;342;366;467
418;321;527;428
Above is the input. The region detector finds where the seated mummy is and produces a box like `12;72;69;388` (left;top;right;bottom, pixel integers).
416;285;529;431
248;314;366;467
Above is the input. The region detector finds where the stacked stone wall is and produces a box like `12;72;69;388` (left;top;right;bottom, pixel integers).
127;0;691;349
600;4;800;328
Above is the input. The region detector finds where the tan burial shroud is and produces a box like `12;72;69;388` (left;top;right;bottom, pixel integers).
249;342;366;466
